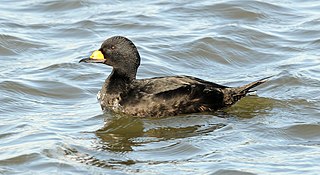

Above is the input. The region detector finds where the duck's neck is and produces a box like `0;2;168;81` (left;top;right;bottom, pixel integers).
104;68;136;94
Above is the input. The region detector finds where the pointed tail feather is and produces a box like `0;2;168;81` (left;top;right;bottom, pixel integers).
236;76;272;95
223;76;272;106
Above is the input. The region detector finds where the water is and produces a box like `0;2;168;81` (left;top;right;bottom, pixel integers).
1;0;319;174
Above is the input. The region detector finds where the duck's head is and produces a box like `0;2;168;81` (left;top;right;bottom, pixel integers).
80;36;141;78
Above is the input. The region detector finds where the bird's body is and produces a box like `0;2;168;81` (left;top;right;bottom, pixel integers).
80;36;270;118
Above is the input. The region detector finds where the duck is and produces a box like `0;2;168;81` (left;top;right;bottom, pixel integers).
79;36;270;117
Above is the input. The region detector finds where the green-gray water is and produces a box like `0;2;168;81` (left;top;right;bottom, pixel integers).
1;1;319;174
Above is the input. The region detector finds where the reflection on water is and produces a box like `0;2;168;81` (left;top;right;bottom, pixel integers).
95;114;225;153
223;96;279;118
1;0;320;174
96;115;144;152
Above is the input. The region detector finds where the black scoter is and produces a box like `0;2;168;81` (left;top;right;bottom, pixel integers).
79;36;270;117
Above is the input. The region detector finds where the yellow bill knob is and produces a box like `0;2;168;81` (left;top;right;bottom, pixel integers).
90;50;104;60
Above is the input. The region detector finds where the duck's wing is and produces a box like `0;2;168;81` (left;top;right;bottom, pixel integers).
134;75;228;95
121;75;227;117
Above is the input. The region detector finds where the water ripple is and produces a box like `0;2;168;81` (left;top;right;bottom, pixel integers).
1;0;320;174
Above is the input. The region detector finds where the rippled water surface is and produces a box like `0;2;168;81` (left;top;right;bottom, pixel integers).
1;1;320;174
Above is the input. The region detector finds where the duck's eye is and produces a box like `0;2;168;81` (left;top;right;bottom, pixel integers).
111;46;116;50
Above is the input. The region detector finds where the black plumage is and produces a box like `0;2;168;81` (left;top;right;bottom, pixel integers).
79;36;270;117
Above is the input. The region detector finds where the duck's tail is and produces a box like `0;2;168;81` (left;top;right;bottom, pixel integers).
223;76;272;106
